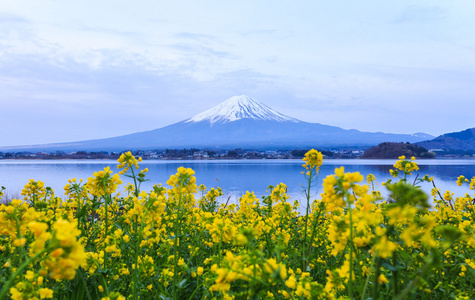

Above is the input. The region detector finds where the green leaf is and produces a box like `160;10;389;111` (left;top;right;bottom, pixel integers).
76;206;88;219
179;279;187;288
436;225;463;244
386;182;430;210
397;248;410;261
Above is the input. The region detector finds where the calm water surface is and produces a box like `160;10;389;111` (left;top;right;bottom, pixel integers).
1;159;474;205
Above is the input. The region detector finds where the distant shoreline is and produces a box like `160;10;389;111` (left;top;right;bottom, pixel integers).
1;147;474;160
1;157;474;161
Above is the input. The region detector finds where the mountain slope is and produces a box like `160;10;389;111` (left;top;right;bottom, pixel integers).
416;128;475;150
1;95;433;152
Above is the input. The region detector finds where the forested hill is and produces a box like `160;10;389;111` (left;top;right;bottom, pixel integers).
361;142;435;159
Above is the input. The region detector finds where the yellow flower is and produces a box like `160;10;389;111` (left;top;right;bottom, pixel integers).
166;167;198;196
373;236;398;258
392;156;419;176
285;275;297;289
197;267;204;276
177;258;186;267
280;266;287;280
21;179;46;201
25;270;35;281
10;287;22;300
303;149;323;171
13;238;26;247
53;219;80;248
378;274;389;284
86;167;122;197
45;219;86;280
39;288;54;299
367;174;376;184
28;222;48;238
50;248;64;258
117;151;140;174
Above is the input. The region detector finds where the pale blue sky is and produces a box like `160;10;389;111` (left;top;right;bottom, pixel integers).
1;1;474;147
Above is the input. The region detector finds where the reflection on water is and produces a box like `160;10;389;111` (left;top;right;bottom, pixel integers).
1;159;474;206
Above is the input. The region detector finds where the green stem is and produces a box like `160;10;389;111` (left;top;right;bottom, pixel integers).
132;216;139;300
392;250;399;297
303;169;313;270
103;192;110;273
78;268;93;300
99;273;110;296
347;192;354;298
77;193;81;232
394;261;433;300
360;251;378;300
130;166;139;197
403;246;408;286
187;278;205;300
372;256;382;300
13;209;28;263
306;203;322;260
133;200;153;300
173;182;185;300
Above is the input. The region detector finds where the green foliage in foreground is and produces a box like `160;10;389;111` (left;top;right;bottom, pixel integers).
1;152;475;300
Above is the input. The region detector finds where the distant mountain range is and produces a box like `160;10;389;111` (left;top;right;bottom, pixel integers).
1;95;435;152
416;128;475;151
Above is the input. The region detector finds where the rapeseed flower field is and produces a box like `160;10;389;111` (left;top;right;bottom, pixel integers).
1;150;474;299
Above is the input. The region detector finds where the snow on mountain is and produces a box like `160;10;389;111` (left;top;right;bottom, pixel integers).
186;95;299;125
411;132;435;140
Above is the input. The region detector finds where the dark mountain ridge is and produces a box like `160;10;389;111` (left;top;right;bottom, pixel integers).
416;128;475;151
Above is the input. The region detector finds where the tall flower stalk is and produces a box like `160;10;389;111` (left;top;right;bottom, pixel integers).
301;149;323;270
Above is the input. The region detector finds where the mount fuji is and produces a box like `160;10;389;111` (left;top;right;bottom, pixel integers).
1;95;433;152
187;95;299;124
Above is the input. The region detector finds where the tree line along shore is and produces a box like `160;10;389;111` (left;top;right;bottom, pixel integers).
1;142;474;160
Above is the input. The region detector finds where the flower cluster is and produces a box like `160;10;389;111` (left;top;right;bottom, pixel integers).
86;166;122;197
390;155;420;179
1;217;85;299
117;151;141;175
302;148;323;175
1;150;474;300
44;219;86;280
166;166;197;197
321;166;366;212
21;179;46;201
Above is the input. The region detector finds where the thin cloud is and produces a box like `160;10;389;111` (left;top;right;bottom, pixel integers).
76;24;139;38
393;5;446;24
0;12;29;23
168;43;231;59
174;32;217;42
238;29;278;36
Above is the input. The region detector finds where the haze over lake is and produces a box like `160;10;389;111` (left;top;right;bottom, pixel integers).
1;159;474;206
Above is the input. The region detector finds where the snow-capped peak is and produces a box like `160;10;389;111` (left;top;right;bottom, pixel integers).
187;95;299;125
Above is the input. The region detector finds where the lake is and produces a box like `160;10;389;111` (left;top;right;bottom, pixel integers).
1;159;474;206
